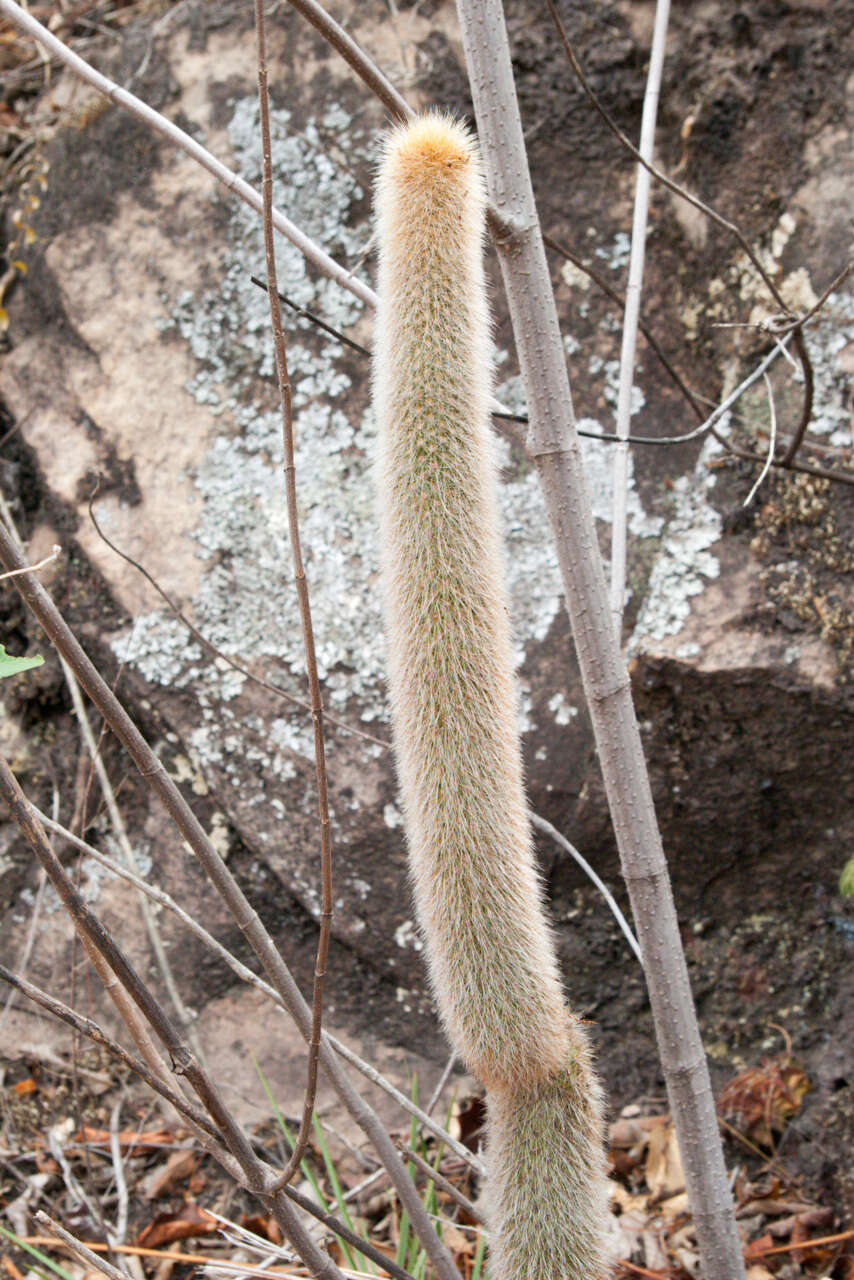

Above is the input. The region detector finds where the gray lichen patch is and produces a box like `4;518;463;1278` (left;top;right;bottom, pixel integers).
798;287;854;447
494;373;662;664
114;101;384;739
628;436;724;652
114;98;667;768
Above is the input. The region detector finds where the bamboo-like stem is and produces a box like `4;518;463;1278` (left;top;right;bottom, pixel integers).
609;0;671;633
453;3;746;1278
0;525;462;1280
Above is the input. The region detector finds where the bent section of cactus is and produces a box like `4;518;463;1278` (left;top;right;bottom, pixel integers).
373;112;610;1279
487;1039;609;1280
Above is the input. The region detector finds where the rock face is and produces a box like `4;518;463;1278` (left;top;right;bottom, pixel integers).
1;0;853;1200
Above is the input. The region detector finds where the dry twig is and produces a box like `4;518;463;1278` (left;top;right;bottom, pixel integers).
253;0;332;1189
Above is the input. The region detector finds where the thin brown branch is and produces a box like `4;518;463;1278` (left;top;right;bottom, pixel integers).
0;543;62;581
513;252;854;483
27;800;485;1190
87;488;389;751
282;0;516;239
327;1036;484;1174
31;799;484;1185
713;433;854;488
282;0;413;124
62;653;206;1067
425;1049;458;1117
35;1213;127;1280
778;258;854;338
0;0;377;309
250;274;371;356
777;258;854;466
544;0;815;460
273;1184;421;1280
254;0;331;1192
396;1143;482;1223
7;969;421;1280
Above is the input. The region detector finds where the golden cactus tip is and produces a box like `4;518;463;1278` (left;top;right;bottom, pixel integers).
373;111;611;1280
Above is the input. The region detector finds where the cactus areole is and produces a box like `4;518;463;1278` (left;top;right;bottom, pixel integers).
373;113;610;1280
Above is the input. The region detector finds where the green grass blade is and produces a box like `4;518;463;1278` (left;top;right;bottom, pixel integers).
470;1228;487;1280
0;1225;78;1280
311;1113;375;1275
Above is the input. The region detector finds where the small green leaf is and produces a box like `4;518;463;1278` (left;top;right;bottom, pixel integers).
839;854;854;898
0;643;44;680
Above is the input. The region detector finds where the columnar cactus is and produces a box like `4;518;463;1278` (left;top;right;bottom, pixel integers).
373;112;610;1279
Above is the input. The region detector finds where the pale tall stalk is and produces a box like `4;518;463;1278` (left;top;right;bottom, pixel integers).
454;2;746;1278
610;0;672;633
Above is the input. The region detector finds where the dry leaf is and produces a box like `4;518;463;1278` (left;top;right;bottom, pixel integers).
136;1203;219;1248
788;1208;836;1264
645;1122;684;1199
744;1232;776;1259
610;1183;650;1216
76;1126;176;1157
718;1054;810;1147
658;1191;690;1219
241;1215;282;1246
